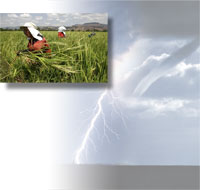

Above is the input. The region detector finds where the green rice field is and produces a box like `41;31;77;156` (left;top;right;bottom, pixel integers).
0;31;108;83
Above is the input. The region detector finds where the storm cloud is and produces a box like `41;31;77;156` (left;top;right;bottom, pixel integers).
51;1;200;165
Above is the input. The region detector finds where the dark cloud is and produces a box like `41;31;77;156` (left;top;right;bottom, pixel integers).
139;1;199;38
77;1;200;53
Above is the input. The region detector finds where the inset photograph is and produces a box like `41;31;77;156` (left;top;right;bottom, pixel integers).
0;13;108;83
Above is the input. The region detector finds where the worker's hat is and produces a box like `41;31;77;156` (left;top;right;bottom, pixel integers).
20;22;43;41
58;26;66;32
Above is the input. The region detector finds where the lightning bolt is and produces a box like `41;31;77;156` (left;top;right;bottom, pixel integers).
74;38;199;164
74;90;108;164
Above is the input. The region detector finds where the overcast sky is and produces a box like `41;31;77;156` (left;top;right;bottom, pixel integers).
0;13;107;27
52;1;200;165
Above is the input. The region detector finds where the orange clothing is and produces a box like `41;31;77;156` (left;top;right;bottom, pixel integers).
58;32;65;38
27;37;51;53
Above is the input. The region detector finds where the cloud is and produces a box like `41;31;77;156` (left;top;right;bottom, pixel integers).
144;60;200;100
166;62;200;77
132;38;199;97
45;13;107;25
47;13;61;20
115;38;199;98
47;13;58;17
35;16;43;20
20;13;31;18
78;13;107;23
7;14;18;18
1;13;107;28
76;92;199;164
113;37;199;107
121;97;199;118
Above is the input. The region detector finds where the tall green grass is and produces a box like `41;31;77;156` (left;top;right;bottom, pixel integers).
0;31;108;83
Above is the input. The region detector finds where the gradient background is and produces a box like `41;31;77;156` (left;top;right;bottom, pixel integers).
0;0;199;189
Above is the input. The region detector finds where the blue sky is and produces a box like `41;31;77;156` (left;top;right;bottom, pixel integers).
0;13;107;27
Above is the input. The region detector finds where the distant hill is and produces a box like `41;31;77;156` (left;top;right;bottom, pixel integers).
0;26;19;30
39;23;107;31
0;23;108;31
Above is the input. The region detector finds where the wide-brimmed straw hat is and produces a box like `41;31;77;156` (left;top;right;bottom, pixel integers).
58;26;66;32
20;22;43;41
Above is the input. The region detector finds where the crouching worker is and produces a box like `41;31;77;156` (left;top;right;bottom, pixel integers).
17;22;51;56
58;26;66;38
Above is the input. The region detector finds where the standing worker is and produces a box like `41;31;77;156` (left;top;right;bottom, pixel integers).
58;26;66;38
17;22;51;55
